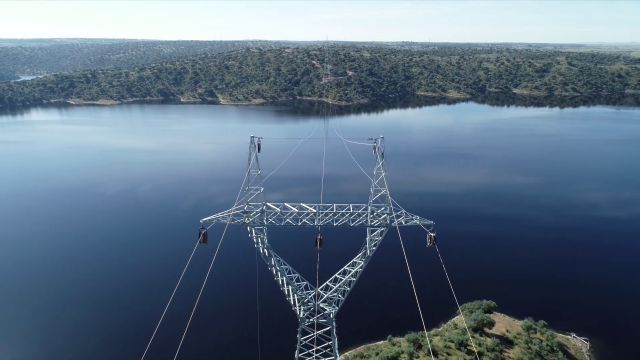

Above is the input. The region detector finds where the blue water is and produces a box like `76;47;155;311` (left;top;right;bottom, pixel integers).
1;104;639;359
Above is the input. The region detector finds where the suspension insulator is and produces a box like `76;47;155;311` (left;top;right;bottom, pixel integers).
257;140;262;153
199;226;208;245
427;232;437;247
315;233;324;250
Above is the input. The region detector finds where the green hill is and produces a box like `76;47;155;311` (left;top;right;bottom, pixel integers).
1;45;639;110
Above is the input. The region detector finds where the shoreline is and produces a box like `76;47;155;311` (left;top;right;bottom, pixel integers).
50;88;640;107
3;90;640;114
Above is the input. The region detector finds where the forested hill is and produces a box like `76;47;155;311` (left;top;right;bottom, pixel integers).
2;45;640;109
0;40;287;76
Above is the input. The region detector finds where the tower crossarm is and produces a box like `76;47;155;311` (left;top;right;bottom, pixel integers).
201;203;434;228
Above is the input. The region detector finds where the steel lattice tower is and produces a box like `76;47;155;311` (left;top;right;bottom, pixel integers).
201;135;434;360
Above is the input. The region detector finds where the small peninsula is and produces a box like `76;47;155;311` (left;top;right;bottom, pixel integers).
343;300;591;360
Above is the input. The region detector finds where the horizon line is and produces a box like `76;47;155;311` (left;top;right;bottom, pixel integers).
1;37;639;46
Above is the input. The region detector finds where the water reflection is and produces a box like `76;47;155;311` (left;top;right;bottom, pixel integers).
271;93;640;116
3;92;640;118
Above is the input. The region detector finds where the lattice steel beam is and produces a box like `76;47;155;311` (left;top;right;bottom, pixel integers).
201;203;433;227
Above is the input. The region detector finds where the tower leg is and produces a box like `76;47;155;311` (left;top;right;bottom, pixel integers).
296;314;339;360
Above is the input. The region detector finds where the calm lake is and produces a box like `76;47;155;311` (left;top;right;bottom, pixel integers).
1;103;639;359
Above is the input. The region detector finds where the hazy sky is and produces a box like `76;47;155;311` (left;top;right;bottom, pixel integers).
1;1;638;43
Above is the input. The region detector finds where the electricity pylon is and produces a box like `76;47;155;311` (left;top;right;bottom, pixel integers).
201;135;434;360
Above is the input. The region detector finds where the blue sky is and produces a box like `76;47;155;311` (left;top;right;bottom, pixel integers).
1;1;638;43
